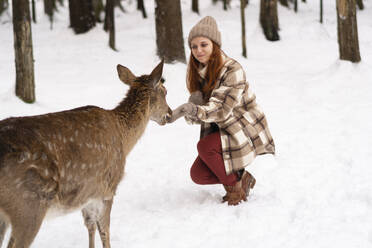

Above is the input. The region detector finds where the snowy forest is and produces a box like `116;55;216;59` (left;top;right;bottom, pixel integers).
0;0;372;247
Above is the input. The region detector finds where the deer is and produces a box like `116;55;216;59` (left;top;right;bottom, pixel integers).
0;60;171;248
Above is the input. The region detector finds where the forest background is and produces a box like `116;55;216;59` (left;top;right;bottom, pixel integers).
0;0;372;247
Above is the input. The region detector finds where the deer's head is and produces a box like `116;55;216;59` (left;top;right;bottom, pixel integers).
116;61;171;126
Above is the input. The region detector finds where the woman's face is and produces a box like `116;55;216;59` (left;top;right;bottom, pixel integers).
190;37;213;65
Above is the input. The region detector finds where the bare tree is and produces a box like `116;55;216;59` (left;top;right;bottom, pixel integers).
155;0;186;63
336;0;361;62
115;0;126;13
294;0;298;12
240;0;247;58
44;0;56;29
68;0;95;34
223;0;228;10
356;0;364;10
93;0;105;22
192;0;199;14
31;0;36;23
212;0;231;10
260;0;280;41
104;0;116;51
279;0;289;7
320;0;323;23
137;0;147;18
12;0;35;103
0;0;8;16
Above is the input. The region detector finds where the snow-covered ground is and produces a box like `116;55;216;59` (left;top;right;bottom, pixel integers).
1;0;372;247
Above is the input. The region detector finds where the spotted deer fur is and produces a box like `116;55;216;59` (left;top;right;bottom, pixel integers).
0;61;171;248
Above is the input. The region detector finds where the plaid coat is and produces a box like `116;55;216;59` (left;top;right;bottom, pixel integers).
188;54;275;175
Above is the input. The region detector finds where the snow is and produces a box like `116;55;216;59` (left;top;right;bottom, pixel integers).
1;0;372;247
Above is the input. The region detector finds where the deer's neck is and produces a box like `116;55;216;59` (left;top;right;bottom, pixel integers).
113;86;151;151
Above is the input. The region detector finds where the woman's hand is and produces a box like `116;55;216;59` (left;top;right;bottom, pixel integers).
186;91;204;124
166;103;197;123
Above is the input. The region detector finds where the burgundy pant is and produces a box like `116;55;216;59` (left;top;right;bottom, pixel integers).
190;132;238;186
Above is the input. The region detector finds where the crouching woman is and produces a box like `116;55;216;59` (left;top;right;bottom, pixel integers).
167;16;275;206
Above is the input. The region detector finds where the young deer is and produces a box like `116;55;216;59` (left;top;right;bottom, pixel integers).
0;61;171;248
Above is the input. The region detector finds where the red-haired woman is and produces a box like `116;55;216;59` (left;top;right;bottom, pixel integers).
167;16;275;206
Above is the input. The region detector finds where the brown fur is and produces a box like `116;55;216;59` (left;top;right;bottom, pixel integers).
0;61;171;248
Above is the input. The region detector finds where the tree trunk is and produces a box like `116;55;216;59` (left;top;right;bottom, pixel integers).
192;0;199;14
356;0;364;10
104;0;116;51
0;0;9;16
155;0;186;63
31;0;36;23
12;0;35;103
294;0;298;12
223;0;228;10
44;0;56;29
115;0;125;13
92;0;104;22
68;0;95;34
260;0;280;41
279;0;289;7
137;0;147;18
320;0;323;23
337;0;361;62
240;0;247;58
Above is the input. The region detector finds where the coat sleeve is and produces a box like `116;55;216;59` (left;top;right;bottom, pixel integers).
194;64;246;123
184;115;202;125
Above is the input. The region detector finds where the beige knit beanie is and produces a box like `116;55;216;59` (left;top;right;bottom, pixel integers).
188;16;221;48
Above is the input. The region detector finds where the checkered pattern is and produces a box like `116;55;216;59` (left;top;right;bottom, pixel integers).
191;55;275;175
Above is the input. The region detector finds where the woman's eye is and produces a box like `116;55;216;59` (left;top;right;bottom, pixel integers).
191;46;197;50
201;43;208;47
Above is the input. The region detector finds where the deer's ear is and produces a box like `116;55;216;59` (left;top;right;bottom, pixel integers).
117;64;136;86
150;60;164;87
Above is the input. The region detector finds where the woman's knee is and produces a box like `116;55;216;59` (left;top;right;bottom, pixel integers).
197;132;219;155
190;164;203;184
196;139;207;155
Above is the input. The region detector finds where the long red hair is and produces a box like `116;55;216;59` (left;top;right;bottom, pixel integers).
187;41;224;99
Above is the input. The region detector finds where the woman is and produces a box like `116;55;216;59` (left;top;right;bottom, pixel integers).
167;16;275;206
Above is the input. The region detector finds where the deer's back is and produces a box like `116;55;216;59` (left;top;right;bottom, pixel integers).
0;106;126;211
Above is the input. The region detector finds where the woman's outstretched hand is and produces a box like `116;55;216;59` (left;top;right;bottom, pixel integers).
166;103;197;123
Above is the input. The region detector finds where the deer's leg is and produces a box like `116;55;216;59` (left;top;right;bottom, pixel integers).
6;200;47;248
0;217;9;247
82;208;98;248
97;199;113;248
